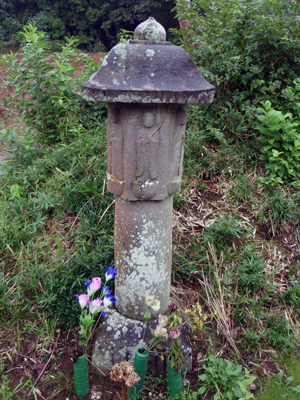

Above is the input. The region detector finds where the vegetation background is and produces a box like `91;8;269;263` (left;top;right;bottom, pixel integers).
1;0;300;399
0;0;178;51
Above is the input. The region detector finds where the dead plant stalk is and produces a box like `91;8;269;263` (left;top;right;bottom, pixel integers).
199;244;242;358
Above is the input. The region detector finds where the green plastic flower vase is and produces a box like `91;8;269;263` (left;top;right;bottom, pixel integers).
129;348;149;399
167;358;183;397
73;354;89;398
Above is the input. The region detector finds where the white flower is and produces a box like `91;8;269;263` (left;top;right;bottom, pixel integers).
145;295;160;311
145;294;155;307
158;314;169;327
154;325;168;338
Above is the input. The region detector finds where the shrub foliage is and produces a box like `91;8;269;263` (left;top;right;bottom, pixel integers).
0;0;177;50
173;0;300;184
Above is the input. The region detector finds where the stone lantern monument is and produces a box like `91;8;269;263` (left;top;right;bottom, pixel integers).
82;17;215;372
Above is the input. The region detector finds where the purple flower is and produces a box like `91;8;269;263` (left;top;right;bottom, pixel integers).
105;267;117;281
169;326;181;340
75;294;89;309
86;277;102;297
89;298;103;314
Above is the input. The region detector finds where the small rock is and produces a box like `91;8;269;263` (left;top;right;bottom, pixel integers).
148;392;152;397
184;379;190;387
159;394;164;398
91;391;103;400
249;383;256;392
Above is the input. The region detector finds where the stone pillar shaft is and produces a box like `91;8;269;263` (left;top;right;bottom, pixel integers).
114;197;173;319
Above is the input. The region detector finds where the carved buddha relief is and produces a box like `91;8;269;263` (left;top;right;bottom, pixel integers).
132;111;160;199
106;104;187;201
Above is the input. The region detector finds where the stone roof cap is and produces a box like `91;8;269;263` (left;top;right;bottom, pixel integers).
82;17;215;104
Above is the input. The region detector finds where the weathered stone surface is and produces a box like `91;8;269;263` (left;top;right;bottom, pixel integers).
107;103;187;202
133;17;166;41
82;18;215;104
114;196;173;320
92;310;192;376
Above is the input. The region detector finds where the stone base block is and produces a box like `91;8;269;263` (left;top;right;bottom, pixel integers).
92;310;192;376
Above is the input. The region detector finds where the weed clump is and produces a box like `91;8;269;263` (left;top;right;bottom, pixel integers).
203;216;245;255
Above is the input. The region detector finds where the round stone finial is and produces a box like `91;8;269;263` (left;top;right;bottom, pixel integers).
133;17;166;41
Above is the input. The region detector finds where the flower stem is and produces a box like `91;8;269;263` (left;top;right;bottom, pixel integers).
121;380;126;400
142;321;147;347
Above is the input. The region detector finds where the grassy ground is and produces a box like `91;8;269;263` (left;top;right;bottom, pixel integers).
0;47;300;399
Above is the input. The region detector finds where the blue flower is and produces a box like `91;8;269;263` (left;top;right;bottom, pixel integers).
103;286;112;295
103;295;117;307
101;295;117;317
105;267;117;281
84;280;92;288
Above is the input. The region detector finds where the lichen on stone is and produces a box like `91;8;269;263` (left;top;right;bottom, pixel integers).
113;43;128;60
145;49;155;58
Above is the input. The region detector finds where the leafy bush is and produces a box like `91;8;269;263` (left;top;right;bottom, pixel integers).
197;355;256;400
172;0;300;183
1;24;101;144
255;100;300;186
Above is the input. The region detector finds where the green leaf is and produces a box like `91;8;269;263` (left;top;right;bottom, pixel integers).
197;386;207;395
144;309;151;322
